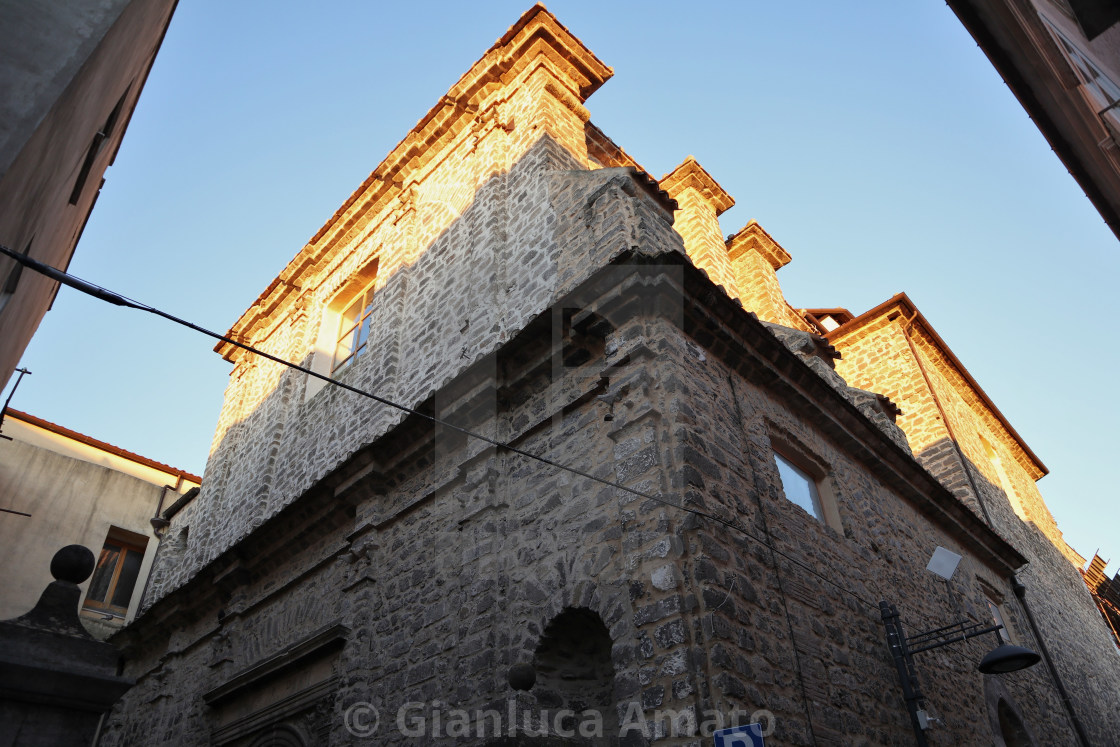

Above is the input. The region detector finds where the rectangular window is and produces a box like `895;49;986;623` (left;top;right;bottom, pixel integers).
83;529;147;617
331;283;376;375
773;450;823;520
986;599;1013;644
765;431;843;532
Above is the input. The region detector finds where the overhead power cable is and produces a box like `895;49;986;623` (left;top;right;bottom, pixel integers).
0;243;880;610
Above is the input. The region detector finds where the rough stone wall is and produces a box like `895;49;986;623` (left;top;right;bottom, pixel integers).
169;141;678;605
109;265;698;745
672;187;733;290
151;15;635;603
829;307;1120;743
121;7;1119;744
834;311;1080;563
658;162;810;334
909;339;1120;745
140;491;198;613
147;8;817;611
729;248;812;331
642;305;1074;746
826;313;993;523
831;314;949;455
106;255;1080;745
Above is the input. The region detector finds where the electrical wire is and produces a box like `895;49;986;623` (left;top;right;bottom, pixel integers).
2;243;884;613
10;242;1020;727
727;373;819;743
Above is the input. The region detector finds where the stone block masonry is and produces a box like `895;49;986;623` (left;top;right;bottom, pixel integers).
163;8;621;597
106;253;1068;745
827;294;1120;744
105;5;1120;746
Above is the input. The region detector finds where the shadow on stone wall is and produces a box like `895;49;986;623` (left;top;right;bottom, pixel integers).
915;436;1120;744
144;132;680;606
0;546;134;746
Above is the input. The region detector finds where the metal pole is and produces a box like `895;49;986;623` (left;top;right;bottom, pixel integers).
0;367;31;440
880;601;929;747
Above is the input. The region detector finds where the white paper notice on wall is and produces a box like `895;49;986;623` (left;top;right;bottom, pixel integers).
926;546;963;580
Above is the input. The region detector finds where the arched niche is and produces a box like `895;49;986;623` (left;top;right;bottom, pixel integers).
983;677;1038;747
533;606;620;743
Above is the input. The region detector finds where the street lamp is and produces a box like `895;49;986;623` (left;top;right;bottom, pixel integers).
879;600;1041;746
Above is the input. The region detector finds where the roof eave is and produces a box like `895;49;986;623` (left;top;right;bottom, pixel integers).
826;293;1049;478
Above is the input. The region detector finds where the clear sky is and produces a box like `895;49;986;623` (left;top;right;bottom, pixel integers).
7;1;1117;574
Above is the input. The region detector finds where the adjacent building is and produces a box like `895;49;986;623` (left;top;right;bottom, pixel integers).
101;6;1120;745
807;295;1119;744
0;409;199;639
1082;553;1120;648
946;0;1120;240
0;0;178;389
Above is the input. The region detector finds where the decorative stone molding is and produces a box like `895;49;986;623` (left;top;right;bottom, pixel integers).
217;4;612;360
659;156;735;216
726;219;791;270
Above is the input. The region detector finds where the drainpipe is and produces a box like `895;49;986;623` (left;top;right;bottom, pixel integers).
900;310;995;526
902;309;1089;746
1012;575;1090;747
150;485;173;537
150;475;185;538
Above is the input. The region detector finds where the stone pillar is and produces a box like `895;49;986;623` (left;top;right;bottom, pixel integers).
659;156;737;293
726;219;812;330
0;545;135;746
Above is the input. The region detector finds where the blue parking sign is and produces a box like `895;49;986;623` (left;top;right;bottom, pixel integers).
713;722;764;747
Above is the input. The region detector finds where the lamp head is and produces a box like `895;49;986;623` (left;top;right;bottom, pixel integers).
977;643;1041;674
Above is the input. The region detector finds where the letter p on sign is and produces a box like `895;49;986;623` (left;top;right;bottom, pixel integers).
713;723;764;747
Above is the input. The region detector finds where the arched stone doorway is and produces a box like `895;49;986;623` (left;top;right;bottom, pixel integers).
532;606;620;743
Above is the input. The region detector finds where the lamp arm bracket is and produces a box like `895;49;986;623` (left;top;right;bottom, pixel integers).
908;623;1004;655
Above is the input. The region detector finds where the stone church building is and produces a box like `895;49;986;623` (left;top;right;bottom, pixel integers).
101;6;1120;745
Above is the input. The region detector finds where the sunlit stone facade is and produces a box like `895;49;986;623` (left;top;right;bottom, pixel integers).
104;6;1120;745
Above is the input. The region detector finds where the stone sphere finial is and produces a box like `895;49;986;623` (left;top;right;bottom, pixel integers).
50;545;95;584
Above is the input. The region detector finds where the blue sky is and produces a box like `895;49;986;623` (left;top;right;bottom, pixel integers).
9;1;1118;574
